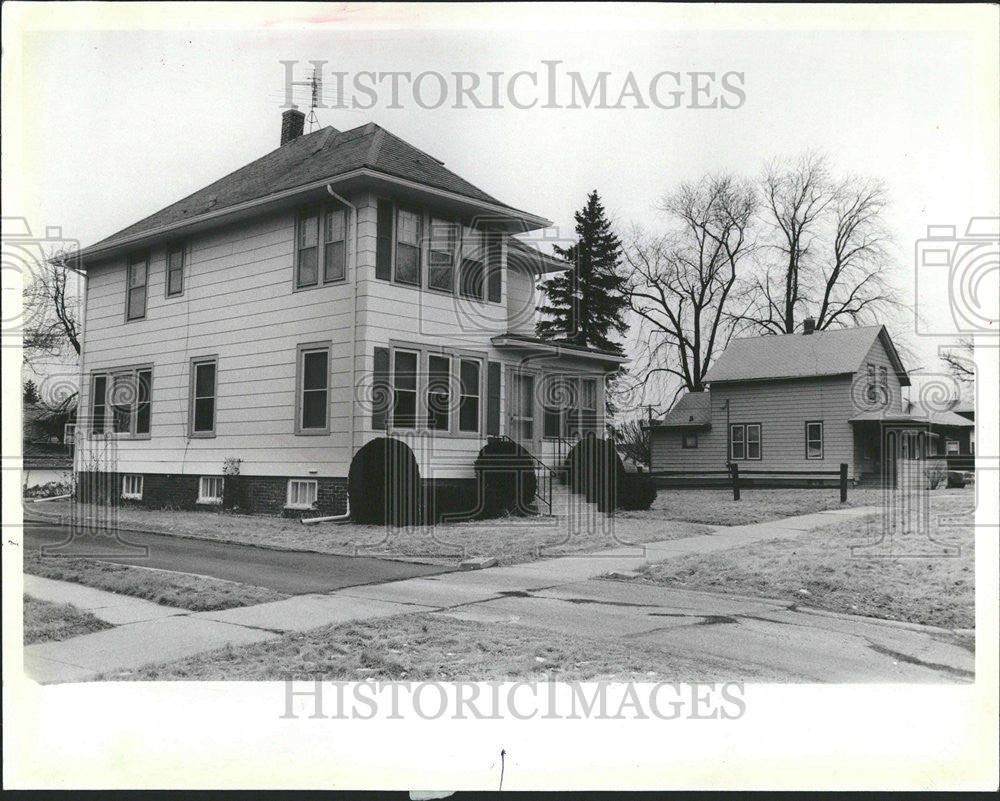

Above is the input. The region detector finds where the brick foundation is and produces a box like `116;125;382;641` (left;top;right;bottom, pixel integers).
74;472;349;516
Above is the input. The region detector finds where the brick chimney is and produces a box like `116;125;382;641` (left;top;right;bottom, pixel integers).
281;109;305;146
803;317;816;335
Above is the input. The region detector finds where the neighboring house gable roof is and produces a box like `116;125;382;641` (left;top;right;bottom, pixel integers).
702;325;910;386
656;390;712;429
82;122;546;259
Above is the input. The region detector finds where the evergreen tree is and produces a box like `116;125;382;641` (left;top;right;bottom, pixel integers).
23;379;40;404
536;191;629;355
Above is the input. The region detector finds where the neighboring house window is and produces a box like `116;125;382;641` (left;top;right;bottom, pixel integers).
746;423;761;460
866;363;876;402
510;372;535;441
945;440;960;455
296;206;347;288
730;424;744;460
805;421;824;459
459;359;481;433
682;433;698;449
297;344;331;433
126;252;148;321
429;218;457;292
64;423;75;444
198;476;224;504
879;366;888;403
166;243;185;297
459;225;485;300
91;367;151;437
395;207;421;286
190;358;217;436
287;479;318;509
392;350;419;428
427;354;451;431
122;474;143;500
730;423;761;460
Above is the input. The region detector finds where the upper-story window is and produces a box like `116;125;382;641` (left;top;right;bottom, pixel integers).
296;206;347;289
459;226;485;300
866;363;877;403
375;199;500;301
166;243;185;297
429;217;458;292
395;208;422;286
126;252;148;321
879;366;888;401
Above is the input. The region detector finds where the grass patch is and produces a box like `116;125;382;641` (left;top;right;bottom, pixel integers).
101;613;782;682
617;491;975;629
23;594;112;644
24;552;288;611
632;487;885;527
30;500;711;565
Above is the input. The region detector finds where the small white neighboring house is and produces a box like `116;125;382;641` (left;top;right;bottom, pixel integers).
647;322;973;485
72;111;626;514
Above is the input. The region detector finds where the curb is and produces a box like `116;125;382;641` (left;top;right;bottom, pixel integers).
22;504;454;568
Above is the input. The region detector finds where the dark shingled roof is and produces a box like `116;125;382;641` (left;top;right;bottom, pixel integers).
702;325;909;386
88;123;521;252
657;391;712;428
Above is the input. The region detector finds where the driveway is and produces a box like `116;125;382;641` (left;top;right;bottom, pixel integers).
22;521;452;595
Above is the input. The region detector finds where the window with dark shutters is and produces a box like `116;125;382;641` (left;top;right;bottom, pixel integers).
487;361;501;435
372;347;391;430
375;200;394;280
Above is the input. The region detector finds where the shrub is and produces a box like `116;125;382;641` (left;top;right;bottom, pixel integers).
946;470;967;489
566;436;625;513
423;482;481;524
616;472;657;511
474;438;537;518
348;438;422;525
23;480;72;499
925;464;947;490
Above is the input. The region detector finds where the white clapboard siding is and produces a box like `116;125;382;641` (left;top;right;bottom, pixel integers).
79;204;358;478
651;375;858;476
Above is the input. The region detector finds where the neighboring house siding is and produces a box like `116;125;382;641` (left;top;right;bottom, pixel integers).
651;375;857;477
78;209;357;479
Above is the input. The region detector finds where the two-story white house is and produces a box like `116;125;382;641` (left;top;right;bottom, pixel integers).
74;110;626;516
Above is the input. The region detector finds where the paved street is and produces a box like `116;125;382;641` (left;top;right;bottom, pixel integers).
23;520;451;594
20;505;975;685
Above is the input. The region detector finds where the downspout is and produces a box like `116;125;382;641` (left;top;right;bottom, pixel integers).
326;184;358;519
74;264;89;488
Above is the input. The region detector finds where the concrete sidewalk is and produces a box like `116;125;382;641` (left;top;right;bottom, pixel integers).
29;504;963;685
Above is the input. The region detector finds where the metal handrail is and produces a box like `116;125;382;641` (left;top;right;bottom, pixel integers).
497;434;554;515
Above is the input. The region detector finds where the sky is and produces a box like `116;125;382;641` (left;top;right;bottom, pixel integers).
6;3;998;409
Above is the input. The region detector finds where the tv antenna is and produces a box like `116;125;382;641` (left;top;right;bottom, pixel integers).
305;65;322;132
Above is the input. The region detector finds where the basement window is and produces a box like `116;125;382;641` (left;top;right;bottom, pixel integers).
198;476;224;505
122;474;143;500
287;479;318;509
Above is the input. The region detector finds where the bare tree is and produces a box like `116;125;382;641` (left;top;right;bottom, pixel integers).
22;249;82;365
739;153;898;334
626;174;756;393
609;418;650;468
941;338;975;386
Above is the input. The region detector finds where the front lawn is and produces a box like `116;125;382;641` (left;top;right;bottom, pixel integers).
613;491;975;629
629;487;885;527
30;500;712;565
101;612;782;682
23;594;112;644
24;552;288;612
